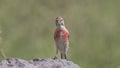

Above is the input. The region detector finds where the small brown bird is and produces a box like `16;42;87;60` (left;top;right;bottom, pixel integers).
54;16;69;59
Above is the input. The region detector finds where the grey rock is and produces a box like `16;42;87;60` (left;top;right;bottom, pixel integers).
0;58;80;68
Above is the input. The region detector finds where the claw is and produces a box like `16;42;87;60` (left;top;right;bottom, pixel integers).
53;56;58;60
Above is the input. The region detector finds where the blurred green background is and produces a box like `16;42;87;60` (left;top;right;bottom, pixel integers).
0;0;120;68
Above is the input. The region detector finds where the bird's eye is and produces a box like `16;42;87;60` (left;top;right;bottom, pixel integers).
56;20;58;23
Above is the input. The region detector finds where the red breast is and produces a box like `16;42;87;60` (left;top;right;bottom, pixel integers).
54;29;69;42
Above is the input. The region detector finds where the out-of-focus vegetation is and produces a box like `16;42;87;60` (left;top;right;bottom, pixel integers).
0;0;120;68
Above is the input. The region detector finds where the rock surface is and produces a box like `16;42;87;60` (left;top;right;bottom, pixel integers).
0;58;80;68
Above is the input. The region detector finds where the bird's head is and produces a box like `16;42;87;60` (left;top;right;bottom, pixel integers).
55;16;65;26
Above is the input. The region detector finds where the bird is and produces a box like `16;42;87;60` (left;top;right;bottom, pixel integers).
54;16;69;60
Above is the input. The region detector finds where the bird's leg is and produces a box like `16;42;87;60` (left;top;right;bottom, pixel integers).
53;48;58;59
61;53;64;59
64;54;68;60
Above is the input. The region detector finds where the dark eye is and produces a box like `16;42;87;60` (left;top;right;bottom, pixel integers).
56;20;58;23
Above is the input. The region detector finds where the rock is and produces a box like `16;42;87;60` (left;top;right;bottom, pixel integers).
0;58;80;68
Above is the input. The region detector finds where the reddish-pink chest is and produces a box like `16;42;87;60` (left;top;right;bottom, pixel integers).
54;29;69;42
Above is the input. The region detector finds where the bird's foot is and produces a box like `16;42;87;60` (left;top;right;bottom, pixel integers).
53;56;58;60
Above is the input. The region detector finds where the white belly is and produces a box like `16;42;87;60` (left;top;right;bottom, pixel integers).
57;37;69;54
